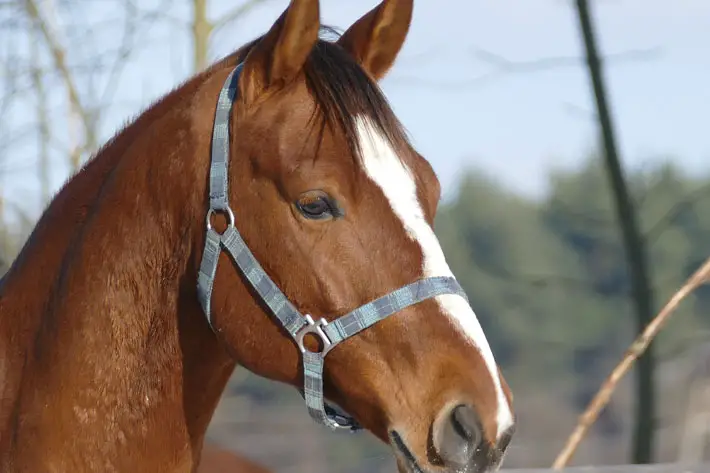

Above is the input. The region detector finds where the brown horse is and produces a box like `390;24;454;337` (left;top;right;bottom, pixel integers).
0;0;515;472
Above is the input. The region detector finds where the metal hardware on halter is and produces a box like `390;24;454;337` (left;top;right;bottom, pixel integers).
196;62;470;432
206;207;235;232
295;315;334;356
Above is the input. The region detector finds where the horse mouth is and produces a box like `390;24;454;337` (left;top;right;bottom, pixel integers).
390;429;509;473
389;430;428;473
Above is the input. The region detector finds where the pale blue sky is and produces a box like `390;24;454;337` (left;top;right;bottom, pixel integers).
2;0;710;217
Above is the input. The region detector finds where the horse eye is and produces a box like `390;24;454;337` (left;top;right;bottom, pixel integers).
296;193;338;220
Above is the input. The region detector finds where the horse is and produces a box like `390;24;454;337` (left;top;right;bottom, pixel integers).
0;0;515;471
197;443;272;473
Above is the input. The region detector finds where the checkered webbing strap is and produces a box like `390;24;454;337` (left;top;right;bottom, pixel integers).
196;63;469;431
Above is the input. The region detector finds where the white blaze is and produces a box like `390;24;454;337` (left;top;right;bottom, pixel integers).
355;116;514;440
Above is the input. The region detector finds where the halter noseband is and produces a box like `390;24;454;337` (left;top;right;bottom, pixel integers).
197;63;468;431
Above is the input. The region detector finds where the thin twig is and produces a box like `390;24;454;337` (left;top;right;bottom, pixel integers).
645;182;710;244
213;0;271;33
472;46;660;73
30;20;51;206
23;0;96;167
551;255;710;469
391;46;661;91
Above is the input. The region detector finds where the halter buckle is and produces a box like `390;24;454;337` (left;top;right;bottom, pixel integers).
206;206;235;233
295;314;333;357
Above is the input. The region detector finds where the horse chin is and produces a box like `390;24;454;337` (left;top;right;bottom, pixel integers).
388;429;506;473
394;452;428;473
389;430;428;473
395;457;424;473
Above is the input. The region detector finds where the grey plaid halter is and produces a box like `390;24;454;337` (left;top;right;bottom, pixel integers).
197;63;469;431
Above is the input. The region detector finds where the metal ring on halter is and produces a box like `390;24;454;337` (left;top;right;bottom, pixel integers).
205;207;235;233
295;314;334;357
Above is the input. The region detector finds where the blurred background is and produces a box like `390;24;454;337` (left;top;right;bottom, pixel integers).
1;0;710;472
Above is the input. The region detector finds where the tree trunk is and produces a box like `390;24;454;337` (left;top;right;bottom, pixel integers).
574;0;656;463
192;0;212;73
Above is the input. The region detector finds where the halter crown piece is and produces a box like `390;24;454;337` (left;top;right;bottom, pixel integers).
196;63;469;431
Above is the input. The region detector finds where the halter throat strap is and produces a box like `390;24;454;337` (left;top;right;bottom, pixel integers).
196;63;469;431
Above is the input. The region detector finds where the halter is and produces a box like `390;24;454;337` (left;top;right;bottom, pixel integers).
197;63;469;431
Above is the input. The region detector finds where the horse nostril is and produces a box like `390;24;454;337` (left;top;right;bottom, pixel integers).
452;404;480;442
433;404;482;467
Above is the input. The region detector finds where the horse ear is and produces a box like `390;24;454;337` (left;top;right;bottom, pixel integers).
240;0;320;103
336;0;413;81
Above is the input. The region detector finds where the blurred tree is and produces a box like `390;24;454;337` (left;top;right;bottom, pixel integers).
431;159;710;465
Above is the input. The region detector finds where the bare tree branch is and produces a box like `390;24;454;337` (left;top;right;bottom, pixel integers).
645;182;710;245
213;0;272;33
97;0;140;110
29;20;50;205
472;45;660;74
23;0;96;170
552;256;710;469
25;0;96;170
191;0;271;73
390;45;661;90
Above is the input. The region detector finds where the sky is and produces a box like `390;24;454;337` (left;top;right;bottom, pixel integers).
2;0;710;217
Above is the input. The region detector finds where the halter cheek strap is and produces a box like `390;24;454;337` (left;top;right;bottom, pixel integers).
197;63;469;431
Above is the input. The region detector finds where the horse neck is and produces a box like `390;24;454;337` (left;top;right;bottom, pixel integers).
0;68;238;469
